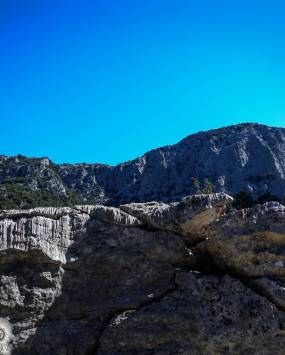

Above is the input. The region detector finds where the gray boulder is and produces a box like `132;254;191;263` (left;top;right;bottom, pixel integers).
0;193;285;354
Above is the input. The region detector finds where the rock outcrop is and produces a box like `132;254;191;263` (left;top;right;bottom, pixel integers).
1;193;285;354
1;123;285;209
57;123;285;205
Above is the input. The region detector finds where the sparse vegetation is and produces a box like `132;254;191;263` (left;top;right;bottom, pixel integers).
232;191;253;209
0;182;85;210
202;178;214;194
191;177;215;194
232;190;282;209
191;177;201;194
256;192;280;205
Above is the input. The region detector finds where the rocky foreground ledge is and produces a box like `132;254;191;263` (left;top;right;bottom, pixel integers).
1;193;285;354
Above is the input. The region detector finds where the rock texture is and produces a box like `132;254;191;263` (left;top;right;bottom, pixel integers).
1;123;285;208
1;193;285;354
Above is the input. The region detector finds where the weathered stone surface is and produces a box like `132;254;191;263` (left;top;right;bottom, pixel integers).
0;199;196;354
206;202;285;277
0;193;285;354
75;204;143;226
121;193;232;243
98;272;285;355
248;277;285;311
0;207;89;264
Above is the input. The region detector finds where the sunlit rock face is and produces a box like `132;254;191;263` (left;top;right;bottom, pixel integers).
2;123;285;209
0;193;285;354
56;123;285;204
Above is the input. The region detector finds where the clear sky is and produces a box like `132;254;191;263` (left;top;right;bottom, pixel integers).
1;0;285;165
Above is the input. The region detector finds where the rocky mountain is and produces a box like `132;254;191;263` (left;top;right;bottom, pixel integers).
1;123;285;208
1;193;285;354
57;123;285;204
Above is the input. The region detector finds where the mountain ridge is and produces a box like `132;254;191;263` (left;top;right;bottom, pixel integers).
1;122;278;165
1;122;285;208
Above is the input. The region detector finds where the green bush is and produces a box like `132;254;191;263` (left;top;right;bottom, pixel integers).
191;177;215;194
202;178;214;194
232;191;253;209
0;183;85;210
256;192;280;205
191;177;201;194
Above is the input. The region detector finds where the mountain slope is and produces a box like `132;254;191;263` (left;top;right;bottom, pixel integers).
1;123;285;208
56;123;285;204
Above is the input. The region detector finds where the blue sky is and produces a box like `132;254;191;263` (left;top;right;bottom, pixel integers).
1;0;285;164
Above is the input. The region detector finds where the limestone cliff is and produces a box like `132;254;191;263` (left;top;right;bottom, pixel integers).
1;193;285;354
1;123;285;209
58;123;285;205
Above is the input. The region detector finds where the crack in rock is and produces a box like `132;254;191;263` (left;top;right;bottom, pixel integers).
0;194;285;354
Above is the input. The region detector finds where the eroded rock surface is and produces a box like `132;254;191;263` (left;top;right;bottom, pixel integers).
0;193;285;354
98;273;285;355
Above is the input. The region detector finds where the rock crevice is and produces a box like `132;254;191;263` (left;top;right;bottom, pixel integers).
1;193;285;354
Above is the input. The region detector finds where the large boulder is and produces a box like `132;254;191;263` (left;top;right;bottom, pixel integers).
98;272;285;355
0;194;284;354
